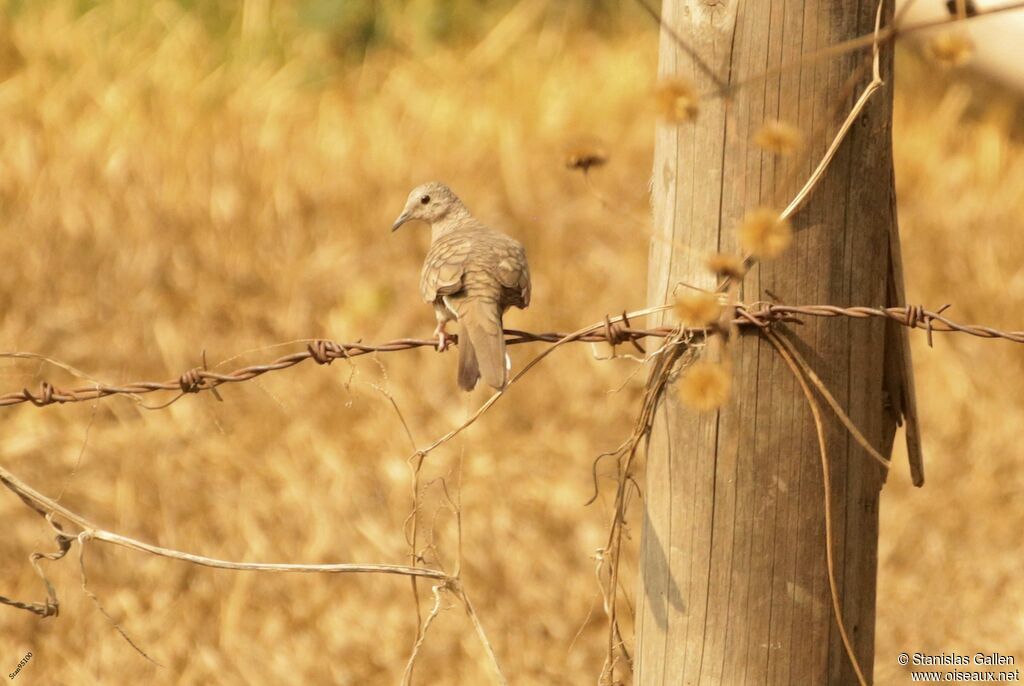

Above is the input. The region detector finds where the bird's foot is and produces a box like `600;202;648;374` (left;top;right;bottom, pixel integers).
435;329;455;352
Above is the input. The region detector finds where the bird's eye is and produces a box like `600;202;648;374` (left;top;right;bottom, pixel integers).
420;195;431;205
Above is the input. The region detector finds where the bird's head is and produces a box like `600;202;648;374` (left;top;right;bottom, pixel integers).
391;182;462;231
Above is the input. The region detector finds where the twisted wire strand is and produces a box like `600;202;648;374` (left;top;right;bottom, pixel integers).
1;304;1020;409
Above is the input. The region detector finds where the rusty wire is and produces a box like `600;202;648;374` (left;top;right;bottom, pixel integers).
738;302;1024;344
0;303;1020;410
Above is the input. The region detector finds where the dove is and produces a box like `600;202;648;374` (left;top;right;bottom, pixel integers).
392;182;531;391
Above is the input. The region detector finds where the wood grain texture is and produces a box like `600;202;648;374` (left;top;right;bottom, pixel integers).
636;1;899;683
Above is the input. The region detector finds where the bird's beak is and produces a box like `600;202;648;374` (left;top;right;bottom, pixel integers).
391;211;412;232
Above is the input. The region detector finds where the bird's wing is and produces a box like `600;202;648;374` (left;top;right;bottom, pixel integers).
489;235;531;309
420;233;474;303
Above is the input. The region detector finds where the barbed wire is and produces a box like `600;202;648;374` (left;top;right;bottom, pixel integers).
0;303;1020;411
745;303;1024;344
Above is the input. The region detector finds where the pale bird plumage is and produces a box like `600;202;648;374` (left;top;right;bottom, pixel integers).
392;182;531;391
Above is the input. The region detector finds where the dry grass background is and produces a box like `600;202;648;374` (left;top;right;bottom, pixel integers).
0;2;1021;684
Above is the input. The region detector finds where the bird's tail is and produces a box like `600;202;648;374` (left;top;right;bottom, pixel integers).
455;297;505;391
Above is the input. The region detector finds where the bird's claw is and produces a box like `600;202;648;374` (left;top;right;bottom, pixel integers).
436;330;455;352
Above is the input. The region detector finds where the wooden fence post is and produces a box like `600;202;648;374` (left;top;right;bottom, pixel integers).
635;1;904;683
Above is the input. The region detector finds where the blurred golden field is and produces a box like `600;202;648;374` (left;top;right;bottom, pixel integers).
0;2;1022;684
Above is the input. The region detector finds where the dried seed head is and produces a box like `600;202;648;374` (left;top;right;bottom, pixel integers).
738;208;792;260
679;359;731;411
706;252;746;280
654;78;699;124
674;292;722;328
564;138;609;173
754;120;803;156
927;31;974;68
